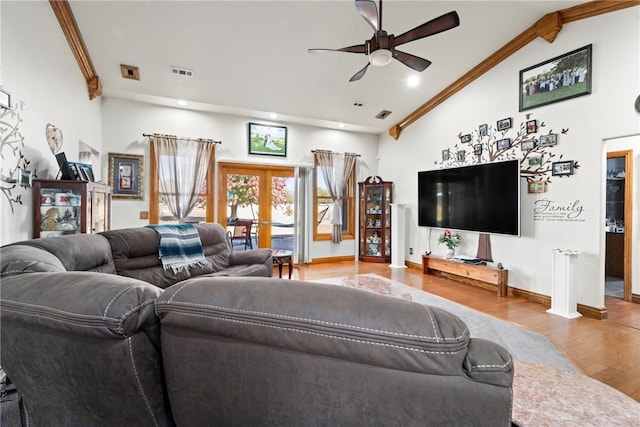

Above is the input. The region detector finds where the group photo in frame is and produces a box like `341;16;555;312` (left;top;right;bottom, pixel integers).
519;44;592;112
460;134;472;143
108;153;144;199
521;139;536;151
248;122;287;157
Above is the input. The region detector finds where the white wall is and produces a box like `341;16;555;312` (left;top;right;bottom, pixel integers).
377;7;640;309
0;1;103;245
101;97;379;259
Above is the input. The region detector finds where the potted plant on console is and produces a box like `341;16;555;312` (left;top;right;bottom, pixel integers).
438;229;461;259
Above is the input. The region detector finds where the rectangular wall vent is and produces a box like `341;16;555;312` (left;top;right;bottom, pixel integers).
170;66;194;77
375;110;392;119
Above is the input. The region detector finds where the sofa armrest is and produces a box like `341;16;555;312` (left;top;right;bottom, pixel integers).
1;271;162;344
463;338;513;387
228;248;272;266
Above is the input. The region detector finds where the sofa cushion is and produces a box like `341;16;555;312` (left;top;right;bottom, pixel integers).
0;245;66;277
5;234;116;273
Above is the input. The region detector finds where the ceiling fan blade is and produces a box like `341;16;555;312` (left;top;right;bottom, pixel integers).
349;63;370;82
355;0;379;31
308;43;367;54
393;49;432;72
394;11;460;47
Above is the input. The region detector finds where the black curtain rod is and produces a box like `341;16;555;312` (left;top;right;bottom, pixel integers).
311;149;361;157
142;133;221;144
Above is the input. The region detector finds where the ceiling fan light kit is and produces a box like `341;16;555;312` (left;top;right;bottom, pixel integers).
369;49;392;67
309;0;459;82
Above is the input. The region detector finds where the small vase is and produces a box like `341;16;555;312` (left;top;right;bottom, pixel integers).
446;248;455;259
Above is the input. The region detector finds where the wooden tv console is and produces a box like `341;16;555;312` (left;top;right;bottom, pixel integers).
422;255;508;297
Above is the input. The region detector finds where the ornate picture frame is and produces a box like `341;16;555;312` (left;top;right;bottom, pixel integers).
108;153;144;199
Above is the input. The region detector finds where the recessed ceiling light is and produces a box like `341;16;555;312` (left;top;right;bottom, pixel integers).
269;113;278;119
407;75;420;87
176;100;188;106
338;123;345;128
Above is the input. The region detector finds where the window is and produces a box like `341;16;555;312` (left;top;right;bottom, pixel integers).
313;157;355;241
149;142;215;224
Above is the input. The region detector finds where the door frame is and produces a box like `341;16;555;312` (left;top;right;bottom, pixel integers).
606;150;633;302
217;162;295;249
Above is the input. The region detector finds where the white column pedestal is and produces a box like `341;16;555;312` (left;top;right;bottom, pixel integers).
547;249;582;319
389;203;406;269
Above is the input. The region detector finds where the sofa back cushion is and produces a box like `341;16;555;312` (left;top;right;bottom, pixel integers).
1;245;66;277
101;223;231;288
2;234;116;274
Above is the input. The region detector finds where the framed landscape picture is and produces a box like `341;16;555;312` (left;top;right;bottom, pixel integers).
248;122;287;157
108;153;144;199
519;44;592;112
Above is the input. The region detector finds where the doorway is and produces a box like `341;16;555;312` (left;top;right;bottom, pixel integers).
605;150;633;301
217;162;295;253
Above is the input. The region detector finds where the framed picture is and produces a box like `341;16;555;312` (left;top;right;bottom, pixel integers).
496;117;512;131
497;138;511;150
77;163;95;182
552;160;574;176
528;181;546;193
0;89;10;109
540;133;557;147
528;154;543;166
442;149;450;161
108;153;144;199
478;124;488;137
18;169;32;187
519;44;592;112
526;120;537;134
457;150;466;162
521;139;535;151
248;122;287;156
473;144;483;155
460;134;472;143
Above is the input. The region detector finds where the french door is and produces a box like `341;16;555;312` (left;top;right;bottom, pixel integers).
217;162;295;251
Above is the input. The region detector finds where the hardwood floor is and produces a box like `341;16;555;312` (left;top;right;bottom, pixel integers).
290;260;640;403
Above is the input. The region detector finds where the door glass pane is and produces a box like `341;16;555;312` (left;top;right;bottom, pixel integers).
226;174;260;248
271;176;294;251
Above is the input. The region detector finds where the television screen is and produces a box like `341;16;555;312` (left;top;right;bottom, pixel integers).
418;160;520;236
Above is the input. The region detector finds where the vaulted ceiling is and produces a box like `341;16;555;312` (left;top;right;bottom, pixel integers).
56;1;634;136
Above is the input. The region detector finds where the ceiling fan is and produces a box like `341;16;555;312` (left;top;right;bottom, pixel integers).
309;0;460;82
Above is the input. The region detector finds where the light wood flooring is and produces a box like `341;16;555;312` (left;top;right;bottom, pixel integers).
288;260;640;403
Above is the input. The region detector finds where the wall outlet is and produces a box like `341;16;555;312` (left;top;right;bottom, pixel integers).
139;211;149;220
409;247;413;255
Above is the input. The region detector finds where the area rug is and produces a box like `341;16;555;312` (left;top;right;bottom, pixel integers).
314;273;576;372
312;274;640;426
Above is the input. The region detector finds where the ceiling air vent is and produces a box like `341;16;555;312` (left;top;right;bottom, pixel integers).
170;66;194;77
120;64;140;80
375;110;392;119
353;101;367;108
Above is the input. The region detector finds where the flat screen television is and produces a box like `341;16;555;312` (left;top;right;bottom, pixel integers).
418;160;521;236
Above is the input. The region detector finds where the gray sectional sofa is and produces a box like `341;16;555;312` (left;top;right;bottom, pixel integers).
0;223;514;426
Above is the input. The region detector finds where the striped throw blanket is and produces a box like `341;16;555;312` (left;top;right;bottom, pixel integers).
146;224;207;274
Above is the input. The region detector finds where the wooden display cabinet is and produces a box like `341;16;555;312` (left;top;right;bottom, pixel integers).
358;176;392;263
33;179;112;238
